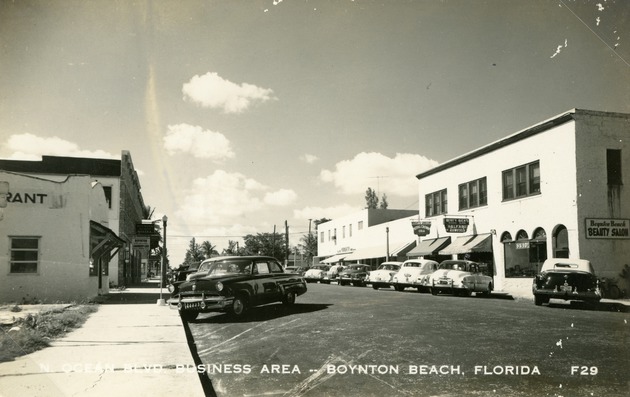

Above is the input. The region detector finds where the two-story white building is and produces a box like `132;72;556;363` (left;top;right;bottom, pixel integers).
414;109;630;298
316;209;419;269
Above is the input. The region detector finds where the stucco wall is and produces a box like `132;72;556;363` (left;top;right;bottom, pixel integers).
0;173;108;302
574;111;630;288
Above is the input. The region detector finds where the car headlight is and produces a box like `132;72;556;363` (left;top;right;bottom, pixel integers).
216;282;224;292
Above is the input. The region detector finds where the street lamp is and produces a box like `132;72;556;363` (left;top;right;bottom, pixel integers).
157;215;168;306
386;227;390;262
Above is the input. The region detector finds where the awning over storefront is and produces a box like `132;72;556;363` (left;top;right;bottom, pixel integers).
439;233;493;255
391;241;416;256
406;236;451;257
90;220;125;261
321;253;351;263
344;241;415;261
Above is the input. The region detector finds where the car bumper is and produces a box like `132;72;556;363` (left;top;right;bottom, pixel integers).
167;295;234;312
533;289;601;301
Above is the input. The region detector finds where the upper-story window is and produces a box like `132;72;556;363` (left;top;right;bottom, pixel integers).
502;161;540;201
349;224;353;237
320;231;324;243
458;177;487;210
103;186;113;209
607;149;622;185
358;221;363;230
342;226;346;239
425;189;447;217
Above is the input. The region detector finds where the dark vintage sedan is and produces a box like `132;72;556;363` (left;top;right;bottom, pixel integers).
338;264;371;287
532;258;601;306
167;256;307;321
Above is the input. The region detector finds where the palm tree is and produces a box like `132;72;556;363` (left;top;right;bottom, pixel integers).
201;240;219;258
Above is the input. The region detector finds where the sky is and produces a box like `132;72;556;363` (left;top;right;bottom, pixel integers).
1;0;629;265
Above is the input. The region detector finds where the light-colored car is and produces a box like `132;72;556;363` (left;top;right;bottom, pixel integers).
322;264;344;284
390;259;439;292
366;261;402;289
532;258;601;306
429;260;493;297
303;265;331;283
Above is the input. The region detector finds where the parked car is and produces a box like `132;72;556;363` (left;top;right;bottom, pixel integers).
390;259;439;292
338;264;371;286
303;265;331;283
170;261;201;283
366;261;402;289
167;256;307;321
322;264;344;283
428;260;493;297
532;258;601;306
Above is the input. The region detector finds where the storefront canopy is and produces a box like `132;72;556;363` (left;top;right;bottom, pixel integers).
406;236;451;257
439;233;493;255
321;253;351;263
344;241;416;261
90;220;125;261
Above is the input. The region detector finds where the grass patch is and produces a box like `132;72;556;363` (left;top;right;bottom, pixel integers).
0;305;98;363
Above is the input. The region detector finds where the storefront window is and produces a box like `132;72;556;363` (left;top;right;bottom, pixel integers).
10;237;40;273
503;229;546;277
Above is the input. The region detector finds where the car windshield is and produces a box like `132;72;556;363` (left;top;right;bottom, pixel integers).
312;266;329;271
403;262;422;268
207;260;252;275
348;265;365;271
379;264;400;271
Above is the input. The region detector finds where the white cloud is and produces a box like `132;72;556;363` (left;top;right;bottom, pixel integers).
293;204;361;221
163;123;235;161
3;133;118;160
182;72;275;114
174;170;270;226
319;152;438;197
300;153;319;164
264;189;297;206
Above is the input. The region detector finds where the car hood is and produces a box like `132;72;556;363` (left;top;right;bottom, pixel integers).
305;269;325;277
178;274;251;294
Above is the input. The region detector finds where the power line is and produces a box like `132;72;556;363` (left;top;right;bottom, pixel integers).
560;0;629;68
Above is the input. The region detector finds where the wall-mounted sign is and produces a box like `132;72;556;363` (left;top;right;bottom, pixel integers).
411;220;432;236
585;218;630;239
443;218;470;233
5;191;49;205
133;236;151;249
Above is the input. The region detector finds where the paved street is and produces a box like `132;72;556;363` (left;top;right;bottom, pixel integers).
184;283;630;397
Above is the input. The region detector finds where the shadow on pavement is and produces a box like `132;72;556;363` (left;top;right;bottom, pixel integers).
194;303;332;324
547;301;629;312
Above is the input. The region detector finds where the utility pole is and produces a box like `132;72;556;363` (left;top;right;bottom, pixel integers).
285;220;289;264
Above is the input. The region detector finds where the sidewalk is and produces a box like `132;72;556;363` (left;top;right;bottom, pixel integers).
0;284;205;397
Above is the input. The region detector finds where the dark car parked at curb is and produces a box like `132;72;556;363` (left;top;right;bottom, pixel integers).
532;258;601;306
338;264;371;287
167;256;307;322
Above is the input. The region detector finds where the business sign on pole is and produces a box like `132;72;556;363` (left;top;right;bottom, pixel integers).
585;218;630;239
443;218;469;233
136;223;157;235
411;220;432;236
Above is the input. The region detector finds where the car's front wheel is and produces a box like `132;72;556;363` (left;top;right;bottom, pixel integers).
282;290;296;305
230;295;248;317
